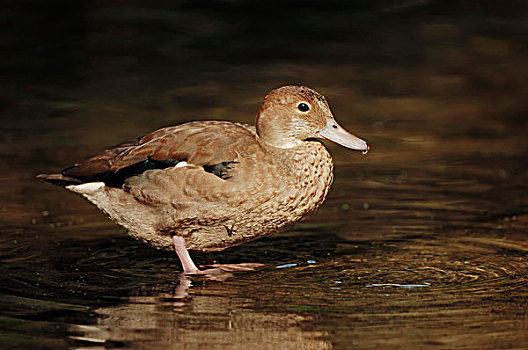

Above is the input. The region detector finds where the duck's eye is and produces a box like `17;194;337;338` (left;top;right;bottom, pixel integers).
297;102;310;112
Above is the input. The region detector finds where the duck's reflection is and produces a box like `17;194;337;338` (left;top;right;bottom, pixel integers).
69;274;331;349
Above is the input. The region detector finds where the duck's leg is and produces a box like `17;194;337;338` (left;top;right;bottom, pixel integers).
172;235;262;278
172;235;199;274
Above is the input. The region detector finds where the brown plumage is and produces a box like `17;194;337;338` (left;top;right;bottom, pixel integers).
38;85;369;274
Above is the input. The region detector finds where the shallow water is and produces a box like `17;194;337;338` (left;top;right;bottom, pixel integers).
1;2;528;349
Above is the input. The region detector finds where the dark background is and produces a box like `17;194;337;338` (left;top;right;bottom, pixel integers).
1;1;528;349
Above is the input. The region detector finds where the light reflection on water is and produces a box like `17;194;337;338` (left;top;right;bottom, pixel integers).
69;277;332;349
1;2;528;349
62;233;528;349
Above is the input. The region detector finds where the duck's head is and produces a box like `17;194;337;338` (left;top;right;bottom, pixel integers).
256;85;369;152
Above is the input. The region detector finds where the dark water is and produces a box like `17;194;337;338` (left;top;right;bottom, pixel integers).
1;2;528;349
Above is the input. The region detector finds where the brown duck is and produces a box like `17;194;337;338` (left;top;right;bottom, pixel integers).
38;86;369;274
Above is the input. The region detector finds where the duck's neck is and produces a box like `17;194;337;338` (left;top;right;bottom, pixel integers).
268;141;335;216
287;141;334;187
256;107;306;149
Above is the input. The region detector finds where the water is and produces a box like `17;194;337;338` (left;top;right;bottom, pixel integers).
1;2;528;349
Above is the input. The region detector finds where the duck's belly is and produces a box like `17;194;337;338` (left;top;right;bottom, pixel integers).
119;196;318;252
178;195;323;252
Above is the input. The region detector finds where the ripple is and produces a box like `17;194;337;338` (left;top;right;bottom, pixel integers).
366;283;430;288
344;235;528;296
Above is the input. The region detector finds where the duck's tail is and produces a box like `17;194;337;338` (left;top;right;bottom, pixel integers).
36;173;83;187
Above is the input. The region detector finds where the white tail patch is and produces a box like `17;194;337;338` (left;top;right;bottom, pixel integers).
175;161;190;168
66;182;105;195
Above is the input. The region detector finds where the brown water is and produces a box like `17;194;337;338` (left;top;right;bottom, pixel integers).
1;2;528;349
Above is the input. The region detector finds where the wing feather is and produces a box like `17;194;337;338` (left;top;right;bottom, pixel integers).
62;121;258;183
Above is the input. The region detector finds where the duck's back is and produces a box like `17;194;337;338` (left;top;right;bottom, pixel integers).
59;121;259;185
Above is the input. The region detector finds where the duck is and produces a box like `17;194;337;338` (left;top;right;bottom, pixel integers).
38;85;369;274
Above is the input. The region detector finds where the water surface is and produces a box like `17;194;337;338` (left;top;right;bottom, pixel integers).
1;2;527;349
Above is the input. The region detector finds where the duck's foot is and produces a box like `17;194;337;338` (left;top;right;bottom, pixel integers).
185;268;234;282
183;263;263;282
176;269;234;282
200;263;264;272
173;271;233;296
172;235;263;280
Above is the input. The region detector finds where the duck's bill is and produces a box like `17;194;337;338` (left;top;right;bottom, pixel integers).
316;118;369;151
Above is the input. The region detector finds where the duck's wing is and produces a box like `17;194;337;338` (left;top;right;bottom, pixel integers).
118;121;277;226
40;121;261;188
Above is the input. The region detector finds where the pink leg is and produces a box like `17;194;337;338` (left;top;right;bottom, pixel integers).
172;236;262;279
172;236;199;274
